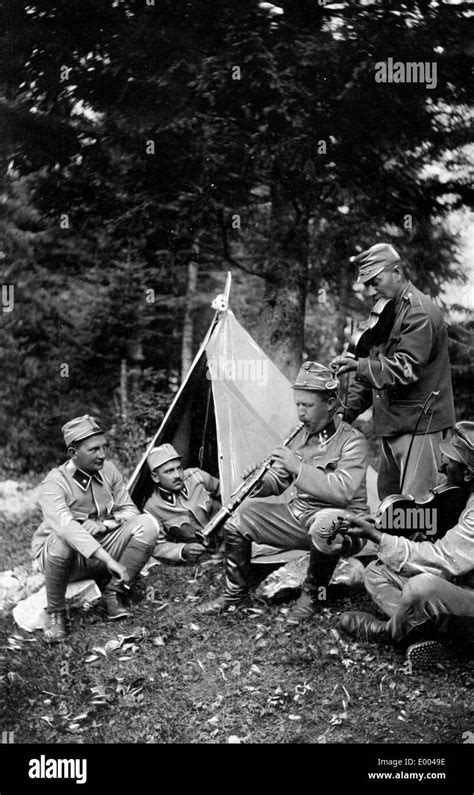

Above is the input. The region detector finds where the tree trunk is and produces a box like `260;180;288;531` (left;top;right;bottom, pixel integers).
257;208;309;381
181;260;198;382
120;358;128;421
259;268;307;380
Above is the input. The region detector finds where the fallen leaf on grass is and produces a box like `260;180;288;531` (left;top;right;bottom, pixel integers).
288;715;301;721
104;640;122;653
189;623;200;632
85;655;100;663
341;658;355;669
152;636;165;646
227;735;242;743
122;643;139;653
207;716;219;726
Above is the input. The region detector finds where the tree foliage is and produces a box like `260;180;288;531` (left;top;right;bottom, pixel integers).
0;0;473;472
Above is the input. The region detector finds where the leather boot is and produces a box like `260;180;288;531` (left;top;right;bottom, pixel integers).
102;591;129;620
286;548;340;624
339;610;388;642
199;526;251;615
102;539;153;620
405;639;457;670
43;611;67;643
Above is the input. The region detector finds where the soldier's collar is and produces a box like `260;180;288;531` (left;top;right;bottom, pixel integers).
72;467;104;491
317;419;337;447
304;419;337;446
397;282;412;304
158;483;188;505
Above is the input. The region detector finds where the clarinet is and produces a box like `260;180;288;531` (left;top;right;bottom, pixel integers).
195;422;305;547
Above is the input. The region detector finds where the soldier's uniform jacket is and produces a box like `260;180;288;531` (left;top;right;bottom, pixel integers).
254;420;369;521
377;493;474;591
32;460;140;559
344;282;455;437
144;468;220;561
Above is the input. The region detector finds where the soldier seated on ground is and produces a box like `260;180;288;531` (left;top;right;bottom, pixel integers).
32;415;158;643
338;421;474;666
198;361;370;620
143;444;221;563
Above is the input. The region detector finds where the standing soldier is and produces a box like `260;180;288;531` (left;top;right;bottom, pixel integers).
332;243;455;500
32;415;158;642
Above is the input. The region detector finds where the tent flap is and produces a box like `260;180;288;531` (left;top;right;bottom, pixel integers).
206;310;299;503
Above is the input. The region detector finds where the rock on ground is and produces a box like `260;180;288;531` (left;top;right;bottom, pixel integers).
12;580;102;632
0;479;41;519
256;554;366;601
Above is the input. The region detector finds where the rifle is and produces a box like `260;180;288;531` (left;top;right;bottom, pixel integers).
195;422;305;547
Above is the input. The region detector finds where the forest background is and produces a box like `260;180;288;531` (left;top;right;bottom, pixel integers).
0;0;473;477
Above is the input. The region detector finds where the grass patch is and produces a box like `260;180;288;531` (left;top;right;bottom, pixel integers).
2;548;473;744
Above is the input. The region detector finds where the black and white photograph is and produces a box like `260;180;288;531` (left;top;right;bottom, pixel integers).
0;0;473;785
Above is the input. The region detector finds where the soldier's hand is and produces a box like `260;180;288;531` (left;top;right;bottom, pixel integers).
242;462;259;479
339;514;381;542
182;543;206;562
82;519;105;535
106;559;130;584
271;446;300;476
331;354;358;376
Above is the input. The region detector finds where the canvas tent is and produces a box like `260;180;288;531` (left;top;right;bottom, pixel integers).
128;275;300;510
127;275;379;533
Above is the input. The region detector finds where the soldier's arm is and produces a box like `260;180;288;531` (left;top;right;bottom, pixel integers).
377;504;474;579
199;470;221;500
356;306;433;391
107;464;140;521
248;462;293;499
343;375;373;424
39;476;102;558
293;434;368;507
142;508;188;562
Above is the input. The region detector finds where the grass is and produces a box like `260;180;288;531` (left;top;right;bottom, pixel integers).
1;512;473;745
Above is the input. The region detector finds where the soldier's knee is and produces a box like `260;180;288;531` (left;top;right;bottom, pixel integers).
46;535;75;561
364;560;386;593
135;514;159;545
402;573;439;605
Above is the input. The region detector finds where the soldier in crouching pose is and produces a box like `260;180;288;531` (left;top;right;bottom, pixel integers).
32;415;158;643
338;421;474;665
198;362;370;621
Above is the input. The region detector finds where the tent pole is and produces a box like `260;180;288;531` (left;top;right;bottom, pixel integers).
126;303;222;495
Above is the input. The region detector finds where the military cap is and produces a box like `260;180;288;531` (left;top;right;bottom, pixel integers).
439;421;474;469
62;415;103;447
351;243;401;283
147;443;181;472
292;361;339;392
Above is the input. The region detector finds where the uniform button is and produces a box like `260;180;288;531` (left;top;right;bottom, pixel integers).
375;394;380;399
